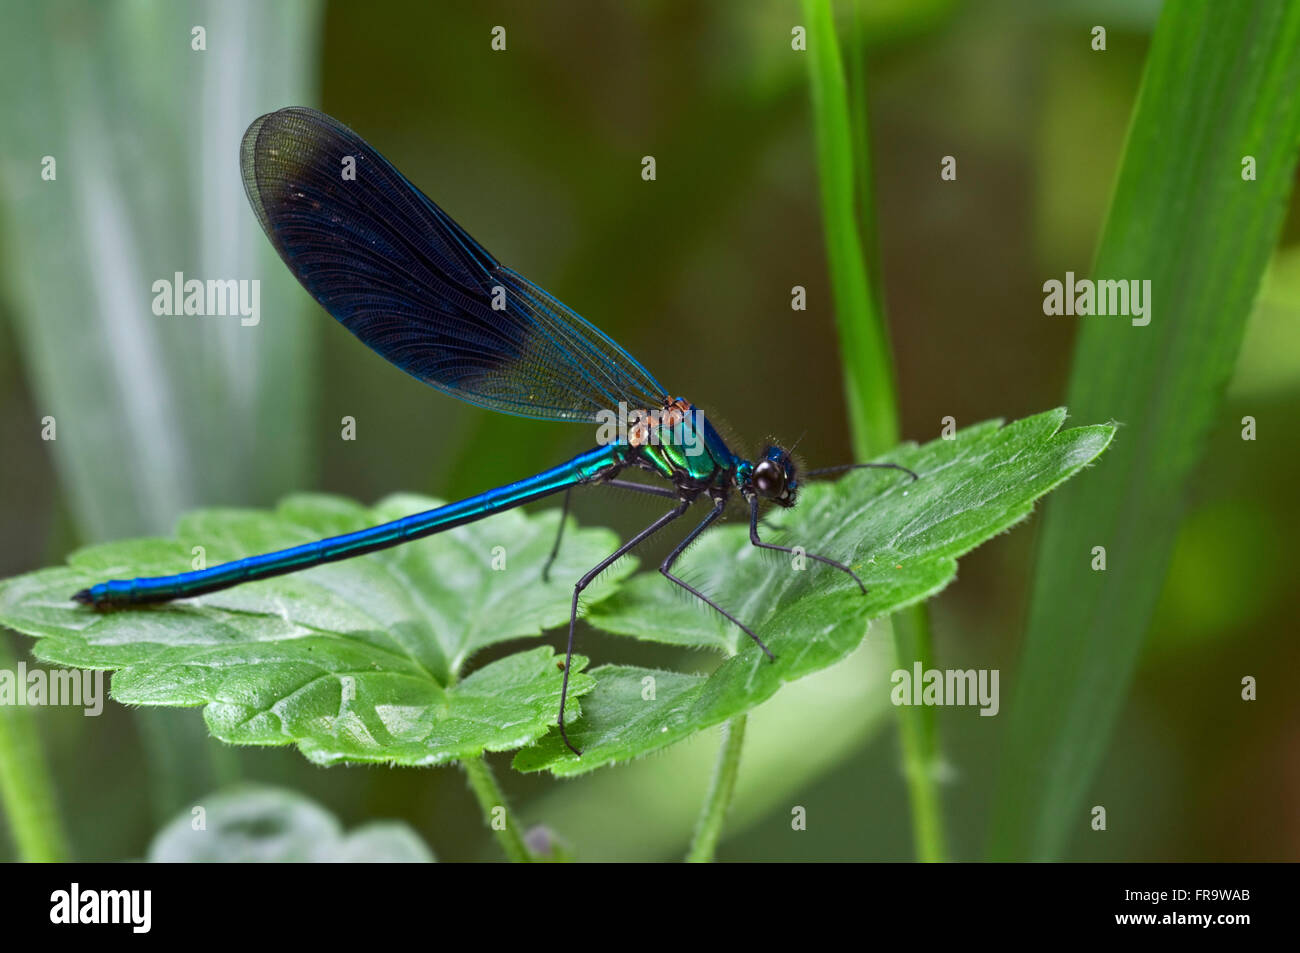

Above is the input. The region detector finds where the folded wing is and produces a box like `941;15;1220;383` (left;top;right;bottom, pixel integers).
241;107;666;422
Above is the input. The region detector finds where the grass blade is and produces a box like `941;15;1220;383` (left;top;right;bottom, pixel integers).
802;0;899;457
0;0;323;540
989;0;1300;860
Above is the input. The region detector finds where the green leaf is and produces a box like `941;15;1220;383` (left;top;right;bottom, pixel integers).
516;409;1114;776
989;0;1300;861
146;785;434;862
0;493;631;766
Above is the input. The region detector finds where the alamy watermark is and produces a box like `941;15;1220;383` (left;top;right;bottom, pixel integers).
891;662;999;716
1042;271;1151;327
50;883;150;933
0;662;104;716
594;399;704;456
152;272;260;326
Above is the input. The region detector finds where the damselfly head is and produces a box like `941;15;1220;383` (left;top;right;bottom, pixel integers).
751;445;798;507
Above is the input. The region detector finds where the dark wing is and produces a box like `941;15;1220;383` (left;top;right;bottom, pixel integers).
240;107;666;422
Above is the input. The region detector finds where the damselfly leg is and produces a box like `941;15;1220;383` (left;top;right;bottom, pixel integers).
746;496;866;593
660;498;776;662
560;500;690;755
541;479;679;582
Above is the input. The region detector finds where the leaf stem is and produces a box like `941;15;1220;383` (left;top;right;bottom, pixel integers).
686;715;747;863
460;755;534;863
0;638;70;861
890;609;948;861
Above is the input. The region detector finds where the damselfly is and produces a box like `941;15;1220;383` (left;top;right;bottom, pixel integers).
75;108;916;754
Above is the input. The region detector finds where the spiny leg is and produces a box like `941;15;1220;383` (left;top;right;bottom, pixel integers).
660;498;775;661
605;478;679;499
747;496;866;594
560;499;691;756
541;479;679;582
541;488;571;583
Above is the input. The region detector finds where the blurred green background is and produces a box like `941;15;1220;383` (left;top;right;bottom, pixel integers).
0;0;1295;861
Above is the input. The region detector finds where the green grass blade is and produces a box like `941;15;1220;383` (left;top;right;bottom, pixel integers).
0;0;323;540
802;0;899;457
844;0;886;327
989;0;1300;861
802;0;947;861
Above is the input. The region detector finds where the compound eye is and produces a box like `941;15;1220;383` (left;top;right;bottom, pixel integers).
753;460;785;497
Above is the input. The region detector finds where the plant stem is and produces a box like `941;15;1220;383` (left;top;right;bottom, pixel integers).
686;716;747;863
0;638;70;861
890;609;948;861
844;0;886;325
461;755;533;863
803;0;950;862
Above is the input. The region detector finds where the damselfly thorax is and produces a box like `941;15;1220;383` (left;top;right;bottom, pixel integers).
614;397;737;494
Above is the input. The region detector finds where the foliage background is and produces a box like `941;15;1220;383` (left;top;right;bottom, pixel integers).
0;0;1295;861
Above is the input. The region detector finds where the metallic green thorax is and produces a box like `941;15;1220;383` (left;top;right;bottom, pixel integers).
619;399;741;491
